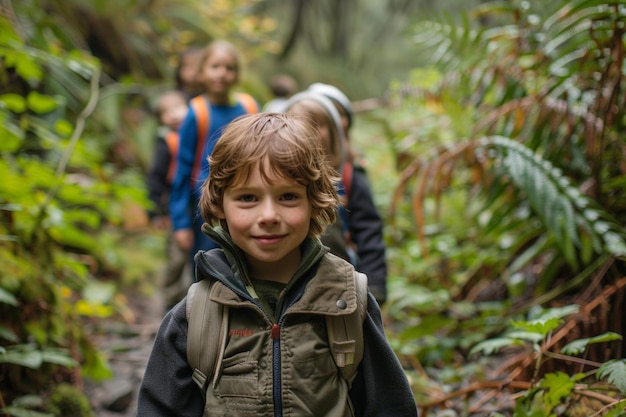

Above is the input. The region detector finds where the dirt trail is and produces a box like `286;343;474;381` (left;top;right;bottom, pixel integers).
84;289;164;417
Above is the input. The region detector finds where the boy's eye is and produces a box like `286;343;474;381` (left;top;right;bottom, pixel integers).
239;194;256;202
281;193;298;201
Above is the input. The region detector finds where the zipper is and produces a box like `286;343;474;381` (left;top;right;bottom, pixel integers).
271;281;309;417
272;323;282;417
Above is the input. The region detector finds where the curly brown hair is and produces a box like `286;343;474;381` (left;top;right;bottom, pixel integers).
199;113;340;237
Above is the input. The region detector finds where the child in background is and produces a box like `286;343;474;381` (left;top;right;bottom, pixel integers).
174;46;204;99
263;74;298;112
285;89;389;304
168;40;259;277
309;82;362;164
137;113;418;416
146;90;191;312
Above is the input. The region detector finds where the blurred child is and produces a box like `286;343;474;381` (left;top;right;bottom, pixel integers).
263;74;297;112
137;113;418;416
285;89;388;304
146;90;192;311
175;46;204;99
168;40;259;278
308;82;361;165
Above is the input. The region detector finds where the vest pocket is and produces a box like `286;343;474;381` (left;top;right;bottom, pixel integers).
215;351;258;399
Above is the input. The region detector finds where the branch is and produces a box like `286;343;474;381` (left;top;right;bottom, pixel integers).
29;63;101;242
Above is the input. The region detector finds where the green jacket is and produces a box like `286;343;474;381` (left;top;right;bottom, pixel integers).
197;228;355;415
137;226;419;416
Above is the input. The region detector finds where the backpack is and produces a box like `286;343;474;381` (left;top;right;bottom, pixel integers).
164;131;180;184
189;93;259;181
185;268;368;395
324;160;356;264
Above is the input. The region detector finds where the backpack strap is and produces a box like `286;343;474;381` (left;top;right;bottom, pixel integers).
186;279;229;396
189;93;258;182
341;160;353;201
164;131;180;184
326;271;368;386
187;267;367;392
235;92;260;114
189;95;210;183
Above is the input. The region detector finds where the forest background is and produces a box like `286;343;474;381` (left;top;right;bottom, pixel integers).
2;0;626;416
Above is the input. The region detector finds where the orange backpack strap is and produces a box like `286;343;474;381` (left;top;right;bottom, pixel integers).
235;92;260;114
165;131;180;184
189;93;258;181
342;160;353;200
190;96;210;183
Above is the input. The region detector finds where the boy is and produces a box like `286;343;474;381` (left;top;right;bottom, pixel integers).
146;90;191;311
137;113;418;416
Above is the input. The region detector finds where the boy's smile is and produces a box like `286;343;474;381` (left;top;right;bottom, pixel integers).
219;161;312;283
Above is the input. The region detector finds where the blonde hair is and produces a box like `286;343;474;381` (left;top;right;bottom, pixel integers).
198;40;241;83
199;113;339;237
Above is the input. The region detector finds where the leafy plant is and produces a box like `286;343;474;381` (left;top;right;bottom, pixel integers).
472;306;626;416
367;0;626;414
0;0;285;410
46;383;93;417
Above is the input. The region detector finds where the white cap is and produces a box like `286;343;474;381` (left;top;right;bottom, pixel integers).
308;83;353;128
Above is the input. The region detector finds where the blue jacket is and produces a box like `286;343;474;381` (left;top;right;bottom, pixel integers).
169;97;252;231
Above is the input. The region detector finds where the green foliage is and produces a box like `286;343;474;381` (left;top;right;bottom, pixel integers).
1;0;284;407
1;2;154;405
46;383;93;417
0;344;76;369
366;0;626;414
1;395;53;417
561;332;623;356
598;360;626;395
467;306;625;416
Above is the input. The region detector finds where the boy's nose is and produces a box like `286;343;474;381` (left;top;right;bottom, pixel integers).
258;200;279;223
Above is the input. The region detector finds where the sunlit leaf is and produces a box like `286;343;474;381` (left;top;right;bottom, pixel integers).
539;371;575;407
511;317;562;337
0;346;42;369
0;93;27;113
469;337;525;356
54;119;73;137
41;347;77;368
507;331;544;344
561;332;623;356
74;300;114;318
26;91;58;114
13;53;44;82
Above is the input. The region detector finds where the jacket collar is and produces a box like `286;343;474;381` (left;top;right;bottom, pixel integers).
195;225;357;315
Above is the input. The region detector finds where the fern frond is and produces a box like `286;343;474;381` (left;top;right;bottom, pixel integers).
483;136;626;265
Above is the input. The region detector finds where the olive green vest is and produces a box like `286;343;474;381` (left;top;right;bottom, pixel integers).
186;254;368;416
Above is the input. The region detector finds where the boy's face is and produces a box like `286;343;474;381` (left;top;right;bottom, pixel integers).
160;96;188;130
198;48;238;98
218;161;311;282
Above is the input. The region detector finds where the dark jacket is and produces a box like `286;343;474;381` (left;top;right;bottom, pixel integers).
146;131;172;218
346;166;387;303
137;227;418;417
